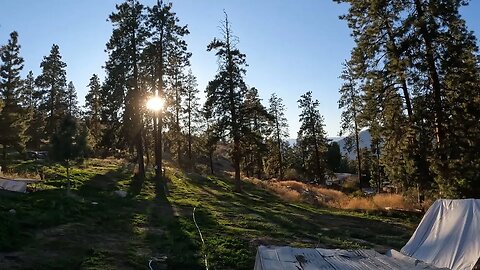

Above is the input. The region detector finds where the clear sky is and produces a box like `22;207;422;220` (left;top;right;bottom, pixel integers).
1;0;479;137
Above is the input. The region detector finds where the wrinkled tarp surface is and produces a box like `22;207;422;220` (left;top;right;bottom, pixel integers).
401;199;480;270
0;178;27;193
254;246;445;270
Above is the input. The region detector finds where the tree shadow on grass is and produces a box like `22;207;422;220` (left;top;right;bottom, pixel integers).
181;172;414;250
0;163;203;269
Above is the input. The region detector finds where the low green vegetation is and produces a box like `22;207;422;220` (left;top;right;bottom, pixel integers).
0;159;418;269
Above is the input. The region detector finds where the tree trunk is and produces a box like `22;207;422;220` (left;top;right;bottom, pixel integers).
209;150;214;175
414;0;447;183
275;113;284;179
385;20;414;121
187;105;193;170
233;138;241;192
66;162;70;191
354;120;362;189
311;121;323;184
175;79;181;166
413;0;444;144
154;112;161;182
144;130;150;167
132;2;144;179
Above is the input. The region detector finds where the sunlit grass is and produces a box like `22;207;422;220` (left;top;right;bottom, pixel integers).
0;158;419;269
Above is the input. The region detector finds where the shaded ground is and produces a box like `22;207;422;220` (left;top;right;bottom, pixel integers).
0;159;419;269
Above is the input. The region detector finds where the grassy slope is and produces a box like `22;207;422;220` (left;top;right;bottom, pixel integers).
0;159;419;269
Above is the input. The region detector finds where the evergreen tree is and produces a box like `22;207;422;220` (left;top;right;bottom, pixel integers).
106;0;147;177
338;60;365;187
19;71;35;110
408;0;480;197
205;12;248;191
326;142;342;173
297;91;328;184
164;45;191;165
0;31;27;157
336;0;480;197
182;70;201;168
202;109;220;175
23;71;45;149
143;0;190;177
241;87;271;178
51;115;87;190
66;81;79;117
85;74;103;152
266;93;289;179
35;44;68;139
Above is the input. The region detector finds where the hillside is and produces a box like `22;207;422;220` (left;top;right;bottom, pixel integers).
0;159;418;269
288;128;372;160
335;129;372;159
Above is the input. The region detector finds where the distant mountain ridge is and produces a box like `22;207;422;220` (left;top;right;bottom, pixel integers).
334;129;372;159
287;128;372;160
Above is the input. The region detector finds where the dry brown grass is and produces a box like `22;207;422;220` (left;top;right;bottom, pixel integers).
373;194;406;210
342;197;377;210
248;178;301;201
246;177;412;211
0;171;40;180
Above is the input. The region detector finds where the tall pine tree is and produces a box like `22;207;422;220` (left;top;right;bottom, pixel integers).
85;74;103;152
35;44;68;140
0;31;27;157
266;93;289;179
205;12;248;192
297;91;328;184
106;0;147;177
338;60;364;187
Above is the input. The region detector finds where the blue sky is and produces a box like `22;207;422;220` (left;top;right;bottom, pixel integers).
1;0;479;137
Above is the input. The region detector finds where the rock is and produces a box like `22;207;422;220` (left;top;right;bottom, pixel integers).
114;190;127;198
8;209;16;214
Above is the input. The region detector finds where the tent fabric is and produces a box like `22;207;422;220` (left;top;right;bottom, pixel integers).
401;199;480;270
0;179;27;193
254;246;444;270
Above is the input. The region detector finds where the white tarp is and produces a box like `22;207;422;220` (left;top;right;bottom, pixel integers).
401;199;480;270
0;179;27;193
254;246;444;270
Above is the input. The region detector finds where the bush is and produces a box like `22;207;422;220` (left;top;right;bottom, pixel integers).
284;168;300;180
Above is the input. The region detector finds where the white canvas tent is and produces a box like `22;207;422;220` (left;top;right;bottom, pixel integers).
255;199;480;270
402;199;480;270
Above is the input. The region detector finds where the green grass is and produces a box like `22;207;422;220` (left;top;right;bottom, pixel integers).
0;159;419;269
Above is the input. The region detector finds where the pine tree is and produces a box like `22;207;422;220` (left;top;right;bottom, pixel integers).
19;71;35;110
51;115;87;191
338;60;364;186
164;44;191;165
407;0;480;197
241;87;271;179
106;0;147;177
297;91;328;184
202;109;220;175
336;0;480;197
326;142;342;173
143;0;190;177
266;93;289;179
23;71;45;149
182;70;201;169
205;12;248;192
0;31;27;157
66;81;79;117
35;44;68;139
85;74;103;152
